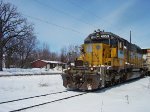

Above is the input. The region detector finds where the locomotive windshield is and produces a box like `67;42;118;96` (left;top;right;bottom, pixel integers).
84;33;117;47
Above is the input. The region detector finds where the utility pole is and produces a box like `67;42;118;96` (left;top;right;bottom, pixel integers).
2;54;5;68
0;20;3;71
130;31;131;65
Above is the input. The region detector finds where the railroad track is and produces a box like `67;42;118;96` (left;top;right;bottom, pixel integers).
0;90;68;105
0;73;62;77
0;90;87;112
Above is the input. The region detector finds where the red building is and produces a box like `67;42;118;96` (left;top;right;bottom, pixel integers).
31;59;47;68
31;59;66;69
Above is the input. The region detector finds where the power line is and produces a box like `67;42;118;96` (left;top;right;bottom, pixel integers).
65;0;112;29
65;0;104;22
65;0;123;32
23;14;85;35
33;0;98;29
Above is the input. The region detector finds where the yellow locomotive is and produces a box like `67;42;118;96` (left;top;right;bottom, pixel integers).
62;30;146;90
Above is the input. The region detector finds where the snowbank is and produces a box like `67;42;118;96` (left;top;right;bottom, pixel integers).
0;67;63;76
0;75;150;112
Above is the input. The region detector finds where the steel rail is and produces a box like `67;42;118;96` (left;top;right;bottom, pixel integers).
9;92;87;112
0;90;68;105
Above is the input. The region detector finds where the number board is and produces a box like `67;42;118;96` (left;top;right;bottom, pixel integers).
101;35;110;38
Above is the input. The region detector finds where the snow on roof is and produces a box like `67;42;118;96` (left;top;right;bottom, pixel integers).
41;60;64;64
31;59;66;64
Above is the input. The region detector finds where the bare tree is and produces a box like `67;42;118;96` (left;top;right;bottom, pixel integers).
41;43;51;60
34;43;51;60
68;45;80;62
32;42;59;61
60;45;80;63
0;1;36;70
18;31;37;68
60;46;67;63
4;23;37;68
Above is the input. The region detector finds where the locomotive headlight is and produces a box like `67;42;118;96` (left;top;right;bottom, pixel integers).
67;67;71;70
87;84;92;90
90;67;94;71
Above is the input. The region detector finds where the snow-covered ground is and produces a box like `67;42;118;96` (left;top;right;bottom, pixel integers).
0;67;63;76
0;75;150;112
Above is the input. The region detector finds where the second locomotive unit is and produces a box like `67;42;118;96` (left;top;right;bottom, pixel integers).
62;30;146;90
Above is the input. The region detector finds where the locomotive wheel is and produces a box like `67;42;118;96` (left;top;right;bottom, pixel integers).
122;72;127;82
111;78;115;86
105;81;111;87
111;72;116;86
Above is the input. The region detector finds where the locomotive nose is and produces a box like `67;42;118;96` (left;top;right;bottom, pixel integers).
79;74;100;91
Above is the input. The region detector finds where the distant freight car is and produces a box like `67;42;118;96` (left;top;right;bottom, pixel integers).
147;49;150;75
62;30;147;90
143;49;150;75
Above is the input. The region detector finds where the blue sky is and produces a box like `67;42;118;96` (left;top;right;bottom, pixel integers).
4;0;150;52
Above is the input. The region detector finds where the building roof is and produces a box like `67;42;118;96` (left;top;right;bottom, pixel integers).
31;59;66;64
41;60;65;64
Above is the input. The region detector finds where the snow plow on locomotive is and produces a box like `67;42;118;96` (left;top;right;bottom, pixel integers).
62;30;147;90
